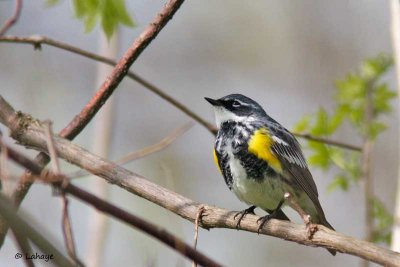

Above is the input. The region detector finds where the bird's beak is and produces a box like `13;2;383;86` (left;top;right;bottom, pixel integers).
204;97;222;106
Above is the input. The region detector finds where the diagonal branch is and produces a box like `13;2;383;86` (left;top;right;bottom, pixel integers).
0;34;216;134
0;35;362;152
0;0;186;246
2;137;222;267
0;0;22;37
0;96;399;266
60;0;186;140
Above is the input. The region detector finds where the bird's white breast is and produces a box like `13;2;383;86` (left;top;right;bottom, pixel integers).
224;142;288;211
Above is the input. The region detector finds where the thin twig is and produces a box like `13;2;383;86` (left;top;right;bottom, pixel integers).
44;122;82;267
117;122;194;164
292;133;362;152
0;0;22;36
284;192;319;239
1;101;399;266
68;122;193;179
0;0;187;247
0;35;216;134
59;0;186;140
2;142;222;267
0;35;362;153
192;206;205;267
284;193;311;226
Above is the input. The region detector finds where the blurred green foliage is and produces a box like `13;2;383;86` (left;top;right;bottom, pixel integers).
46;0;135;38
293;54;396;245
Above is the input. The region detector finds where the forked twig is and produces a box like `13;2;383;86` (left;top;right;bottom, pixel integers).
1;141;222;267
0;0;187;247
0;35;362;152
44;122;83;267
0;99;399;266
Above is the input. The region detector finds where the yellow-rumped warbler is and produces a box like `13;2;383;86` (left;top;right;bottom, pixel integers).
205;94;335;255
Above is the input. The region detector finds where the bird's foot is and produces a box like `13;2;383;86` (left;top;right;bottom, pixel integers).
233;205;256;229
256;214;275;234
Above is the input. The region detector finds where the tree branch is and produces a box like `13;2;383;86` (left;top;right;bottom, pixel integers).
0;34;217;134
44;122;82;267
2;135;222;267
0;0;22;36
60;0;186;140
0;35;362;152
0;96;398;266
0;0;186;246
292;133;362;152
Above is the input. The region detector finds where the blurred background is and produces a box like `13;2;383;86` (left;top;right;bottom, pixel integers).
0;0;398;266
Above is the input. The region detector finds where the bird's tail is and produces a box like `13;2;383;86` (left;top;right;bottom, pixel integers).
319;216;336;256
274;208;290;221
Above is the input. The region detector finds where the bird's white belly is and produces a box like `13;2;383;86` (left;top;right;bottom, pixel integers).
229;156;288;210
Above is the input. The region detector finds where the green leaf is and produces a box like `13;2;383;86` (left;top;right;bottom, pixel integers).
327;109;345;133
328;148;346;169
51;0;135;38
367;121;387;139
308;142;331;169
45;0;60;6
336;74;365;104
327;175;349;192
373;83;397;114
101;0;135;38
310;108;330;136
292;115;311;133
370;197;394;245
361;54;393;80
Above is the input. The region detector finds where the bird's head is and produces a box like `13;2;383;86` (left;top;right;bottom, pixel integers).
205;94;267;129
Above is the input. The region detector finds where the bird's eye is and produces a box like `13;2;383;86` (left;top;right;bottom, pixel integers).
232;100;241;108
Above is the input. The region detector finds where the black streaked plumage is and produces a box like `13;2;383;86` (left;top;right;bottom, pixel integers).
206;94;336;255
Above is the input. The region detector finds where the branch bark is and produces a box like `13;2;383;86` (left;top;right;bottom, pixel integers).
0;35;362;152
0;96;399;266
0;0;186;246
2;133;222;267
86;29;118;267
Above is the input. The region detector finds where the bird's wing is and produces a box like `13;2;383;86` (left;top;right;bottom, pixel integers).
266;123;322;211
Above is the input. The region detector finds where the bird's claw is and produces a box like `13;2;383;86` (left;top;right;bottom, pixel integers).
256;214;273;234
234;206;256;229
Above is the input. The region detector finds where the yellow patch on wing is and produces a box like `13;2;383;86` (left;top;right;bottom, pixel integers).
248;128;282;173
213;148;222;173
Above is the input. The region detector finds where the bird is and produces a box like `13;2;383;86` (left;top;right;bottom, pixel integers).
205;94;336;255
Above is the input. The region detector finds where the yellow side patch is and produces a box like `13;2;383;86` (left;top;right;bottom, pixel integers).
213;148;222;173
248;128;282;173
